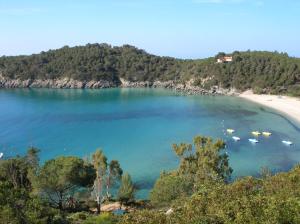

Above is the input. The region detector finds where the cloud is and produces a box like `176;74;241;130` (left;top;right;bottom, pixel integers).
0;8;43;16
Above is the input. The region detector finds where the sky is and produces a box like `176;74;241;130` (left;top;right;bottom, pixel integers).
0;0;299;59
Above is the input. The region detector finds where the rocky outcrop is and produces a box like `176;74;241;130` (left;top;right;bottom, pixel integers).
100;202;124;212
0;75;118;89
120;78;238;96
0;75;238;96
88;201;134;213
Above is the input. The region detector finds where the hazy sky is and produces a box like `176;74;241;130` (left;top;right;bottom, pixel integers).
0;0;299;58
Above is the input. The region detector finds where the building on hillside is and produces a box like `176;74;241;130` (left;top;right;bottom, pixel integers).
217;56;233;63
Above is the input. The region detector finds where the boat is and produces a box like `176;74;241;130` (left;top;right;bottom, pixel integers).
282;140;293;146
249;138;259;143
232;136;241;141
227;129;235;134
0;152;3;159
251;131;261;136
262;132;272;136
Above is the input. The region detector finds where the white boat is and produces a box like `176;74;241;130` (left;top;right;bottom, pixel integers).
282;140;293;146
226;129;235;134
262;132;272;137
251;131;261;136
249;138;259;143
232;136;241;141
0;152;3;159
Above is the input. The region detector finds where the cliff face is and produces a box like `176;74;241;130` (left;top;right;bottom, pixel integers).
0;75;238;96
0;75;118;89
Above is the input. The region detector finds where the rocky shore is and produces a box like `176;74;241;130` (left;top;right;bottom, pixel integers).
120;79;237;95
0;75;118;89
0;75;238;96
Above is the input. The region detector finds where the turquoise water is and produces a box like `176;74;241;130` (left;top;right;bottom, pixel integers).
0;88;300;198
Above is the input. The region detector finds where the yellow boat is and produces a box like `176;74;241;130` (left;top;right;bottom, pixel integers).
262;131;272;136
226;129;235;134
251;131;261;136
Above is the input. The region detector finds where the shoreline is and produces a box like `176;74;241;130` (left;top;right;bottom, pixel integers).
239;90;300;124
0;76;238;96
2;75;299;124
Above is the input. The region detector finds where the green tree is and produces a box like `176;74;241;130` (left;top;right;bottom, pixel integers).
150;172;191;207
174;136;232;188
25;147;40;169
106;160;123;199
32;156;95;211
92;149;108;214
0;148;38;190
150;135;232;207
118;173;135;206
0;181;59;224
215;52;226;59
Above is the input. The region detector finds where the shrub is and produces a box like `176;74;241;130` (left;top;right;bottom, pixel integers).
82;213;116;224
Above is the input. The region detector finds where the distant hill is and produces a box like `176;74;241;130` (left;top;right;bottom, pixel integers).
0;43;300;96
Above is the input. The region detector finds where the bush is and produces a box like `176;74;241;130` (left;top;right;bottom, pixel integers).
67;212;89;223
82;213;116;224
150;172;191;207
119;210;167;224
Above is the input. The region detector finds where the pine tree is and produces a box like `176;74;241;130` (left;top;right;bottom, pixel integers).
118;172;135;206
92;149;107;214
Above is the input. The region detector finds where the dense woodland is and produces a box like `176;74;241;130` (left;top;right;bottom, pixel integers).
1;44;300;96
1;135;300;224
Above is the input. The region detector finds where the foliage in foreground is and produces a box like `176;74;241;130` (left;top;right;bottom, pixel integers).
122;165;300;224
1;136;300;223
32;156;96;210
121;136;300;223
150;136;232;207
117;173;135;206
0;147;129;223
0;148;61;223
68;212;116;224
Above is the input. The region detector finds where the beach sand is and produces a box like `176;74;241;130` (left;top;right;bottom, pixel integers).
239;90;300;124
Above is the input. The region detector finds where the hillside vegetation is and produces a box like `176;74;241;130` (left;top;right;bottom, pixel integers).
1;44;300;95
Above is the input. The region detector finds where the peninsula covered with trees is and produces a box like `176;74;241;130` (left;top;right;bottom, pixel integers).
0;43;300;96
1;135;300;223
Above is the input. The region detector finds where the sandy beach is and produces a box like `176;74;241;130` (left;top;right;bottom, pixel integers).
239;90;300;124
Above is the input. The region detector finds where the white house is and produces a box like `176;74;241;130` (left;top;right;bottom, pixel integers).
217;56;233;63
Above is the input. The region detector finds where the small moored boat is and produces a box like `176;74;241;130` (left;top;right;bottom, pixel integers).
232;136;241;141
0;152;3;159
249;138;259;143
282;140;293;146
227;129;235;134
251;131;261;136
262;132;272;136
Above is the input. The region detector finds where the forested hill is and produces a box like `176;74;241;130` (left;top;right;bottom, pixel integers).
0;44;181;83
0;43;300;95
